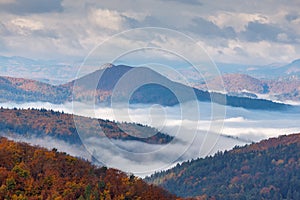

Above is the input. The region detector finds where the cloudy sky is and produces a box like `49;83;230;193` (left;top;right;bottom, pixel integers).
1;0;300;65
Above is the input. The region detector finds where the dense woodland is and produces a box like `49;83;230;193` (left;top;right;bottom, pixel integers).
0;108;173;145
146;133;300;200
0;137;180;200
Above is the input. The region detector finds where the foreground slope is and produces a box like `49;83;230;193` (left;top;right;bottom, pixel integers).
0;137;178;200
146;133;300;199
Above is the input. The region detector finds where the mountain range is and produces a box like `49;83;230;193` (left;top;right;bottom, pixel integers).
0;65;290;110
146;133;300;199
1;54;299;103
194;73;300;102
1;55;300;84
215;59;300;79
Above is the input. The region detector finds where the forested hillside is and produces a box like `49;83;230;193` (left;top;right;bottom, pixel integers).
146;133;300;199
0;76;70;103
0;108;173;145
0;137;179;200
194;73;300;102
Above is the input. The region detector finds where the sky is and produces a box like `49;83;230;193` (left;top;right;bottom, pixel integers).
1;0;300;65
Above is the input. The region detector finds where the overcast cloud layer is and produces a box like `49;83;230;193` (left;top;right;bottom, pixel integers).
0;0;300;65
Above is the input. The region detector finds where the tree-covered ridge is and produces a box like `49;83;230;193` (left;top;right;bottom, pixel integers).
0;137;180;200
0;76;70;104
146;133;300;200
0;108;173;145
232;133;300;153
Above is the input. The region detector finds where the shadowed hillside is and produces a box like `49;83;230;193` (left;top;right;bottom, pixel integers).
67;65;290;110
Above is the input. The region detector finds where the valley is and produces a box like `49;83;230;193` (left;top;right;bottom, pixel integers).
1;0;300;199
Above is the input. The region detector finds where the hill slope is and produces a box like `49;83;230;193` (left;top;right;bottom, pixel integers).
0;137;178;199
0;108;173;145
195;73;300;102
0;76;70;103
196;74;268;94
146;133;300;199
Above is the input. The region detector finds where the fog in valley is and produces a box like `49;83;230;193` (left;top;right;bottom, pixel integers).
1;101;300;176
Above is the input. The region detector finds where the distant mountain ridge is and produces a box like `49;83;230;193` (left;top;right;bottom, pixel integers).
0;65;290;110
0;55;77;85
1;54;299;85
146;133;300;199
0;76;70;103
216;59;300;79
194;73;300;102
196;74;268;93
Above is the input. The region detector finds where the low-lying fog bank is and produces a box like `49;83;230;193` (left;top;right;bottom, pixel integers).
1;101;299;176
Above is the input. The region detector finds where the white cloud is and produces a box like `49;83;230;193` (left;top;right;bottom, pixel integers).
89;9;126;31
198;39;297;64
11;18;44;33
208;12;269;32
0;0;300;64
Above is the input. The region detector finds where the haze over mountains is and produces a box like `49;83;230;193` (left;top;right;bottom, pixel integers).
1;55;300;84
0;55;77;85
218;59;300;79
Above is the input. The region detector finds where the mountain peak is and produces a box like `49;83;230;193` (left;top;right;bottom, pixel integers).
98;63;134;71
99;63;114;70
